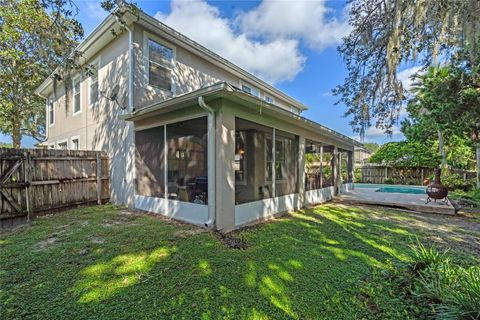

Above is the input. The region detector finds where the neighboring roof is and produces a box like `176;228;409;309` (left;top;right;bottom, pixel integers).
35;6;308;111
122;82;363;148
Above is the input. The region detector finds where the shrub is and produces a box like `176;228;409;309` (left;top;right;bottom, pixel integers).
410;238;449;272
384;178;395;184
438;266;480;319
471;188;480;202
441;172;475;192
409;240;480;319
354;168;362;182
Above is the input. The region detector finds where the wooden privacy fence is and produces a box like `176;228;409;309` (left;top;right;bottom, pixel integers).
0;148;109;229
358;164;475;185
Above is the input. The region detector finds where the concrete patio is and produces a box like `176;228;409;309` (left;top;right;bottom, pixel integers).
339;186;456;215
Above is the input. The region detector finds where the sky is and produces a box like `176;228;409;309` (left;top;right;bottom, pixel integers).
2;0;413;147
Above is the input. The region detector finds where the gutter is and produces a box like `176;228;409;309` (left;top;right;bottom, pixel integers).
198;96;216;228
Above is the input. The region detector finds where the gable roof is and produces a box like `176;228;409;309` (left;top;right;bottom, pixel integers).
35;6;308;111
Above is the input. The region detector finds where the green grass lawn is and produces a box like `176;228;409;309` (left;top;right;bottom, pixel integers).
1;203;479;319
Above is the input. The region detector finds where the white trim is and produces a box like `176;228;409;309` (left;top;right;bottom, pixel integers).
72;76;82;116
88;59;100;108
143;30;176;95
264;93;275;104
70;135;80;150
135;195;209;226
47;95;55;127
134;112;208;132
56;138;69;150
340;183;354;193
235;193;299;226
304;186;335;206
239;79;260;97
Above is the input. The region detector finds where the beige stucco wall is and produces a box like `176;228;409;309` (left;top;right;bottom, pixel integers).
132;23;296;112
45;32;130;150
44;32;134;205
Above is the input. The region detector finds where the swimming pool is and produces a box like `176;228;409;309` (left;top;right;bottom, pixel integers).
355;183;426;195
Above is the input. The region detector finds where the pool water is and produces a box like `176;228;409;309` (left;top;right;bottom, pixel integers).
376;187;426;194
355;183;426;195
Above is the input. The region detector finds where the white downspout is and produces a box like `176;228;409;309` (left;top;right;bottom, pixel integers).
198;96;215;228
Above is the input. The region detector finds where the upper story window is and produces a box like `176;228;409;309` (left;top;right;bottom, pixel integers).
264;95;274;104
89;65;99;106
241;83;260;97
290;106;301;115
72;77;81;115
148;39;173;91
48;97;54;126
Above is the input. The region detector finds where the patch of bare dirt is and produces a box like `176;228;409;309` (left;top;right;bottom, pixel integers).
215;232;248;250
89;237;104;244
36;234;59;250
101;213;139;228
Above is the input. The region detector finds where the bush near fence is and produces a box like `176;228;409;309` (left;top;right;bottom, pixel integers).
0;148;109;230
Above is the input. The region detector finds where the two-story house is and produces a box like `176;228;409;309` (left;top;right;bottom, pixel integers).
35;6;360;231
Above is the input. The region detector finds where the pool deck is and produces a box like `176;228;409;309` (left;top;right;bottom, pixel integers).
340;186;456;215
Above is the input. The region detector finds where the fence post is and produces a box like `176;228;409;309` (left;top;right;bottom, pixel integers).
96;152;102;205
25;152;33;221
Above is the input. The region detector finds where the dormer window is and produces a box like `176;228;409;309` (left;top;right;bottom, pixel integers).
148;39;173;91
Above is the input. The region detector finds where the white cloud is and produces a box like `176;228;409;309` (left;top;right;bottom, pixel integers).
351;125;404;143
235;0;351;51
397;66;422;92
154;0;306;83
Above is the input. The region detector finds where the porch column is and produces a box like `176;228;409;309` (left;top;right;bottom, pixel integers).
298;136;306;209
319;144;323;189
215;109;236;231
332;146;338;195
338;151;343;185
347;150;354;183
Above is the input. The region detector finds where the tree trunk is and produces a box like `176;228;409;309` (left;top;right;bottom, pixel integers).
476;142;480;189
437;129;446;169
11;122;21;148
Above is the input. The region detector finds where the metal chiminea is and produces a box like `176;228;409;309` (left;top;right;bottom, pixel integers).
426;168;449;204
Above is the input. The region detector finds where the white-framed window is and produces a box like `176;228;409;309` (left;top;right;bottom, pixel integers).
71;136;80;150
49;144;55;149
147;38;174;92
264;94;275;104
240;81;260;97
89;62;99;107
290;106;301;114
72;76;81;115
48;96;54;126
57;140;68;150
